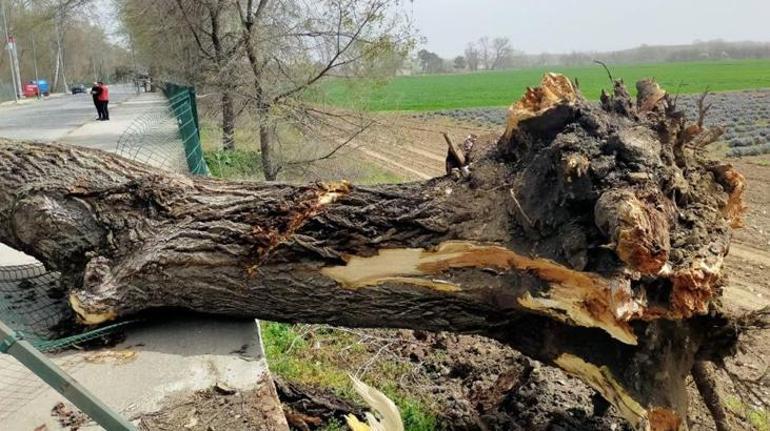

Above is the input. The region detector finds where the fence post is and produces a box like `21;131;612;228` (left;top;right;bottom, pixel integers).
0;320;135;430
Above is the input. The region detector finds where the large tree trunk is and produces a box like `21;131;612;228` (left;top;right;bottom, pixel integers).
0;74;744;431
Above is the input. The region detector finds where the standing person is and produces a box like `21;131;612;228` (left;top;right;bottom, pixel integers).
97;81;110;121
90;82;103;120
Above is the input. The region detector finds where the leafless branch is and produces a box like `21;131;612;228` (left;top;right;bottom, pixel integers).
697;86;714;129
593;59;614;84
285;120;374;166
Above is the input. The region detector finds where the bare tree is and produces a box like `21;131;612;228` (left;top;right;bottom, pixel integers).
121;0;412;181
164;0;242;151
417;49;443;73
478;36;490;69
233;0;413;180
0;0;128;97
452;55;466;71
468;36;513;71
464;42;479;71
490;37;513;70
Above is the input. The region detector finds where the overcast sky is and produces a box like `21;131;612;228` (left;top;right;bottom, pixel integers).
409;0;770;57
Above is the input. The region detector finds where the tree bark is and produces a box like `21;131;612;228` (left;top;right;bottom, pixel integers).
0;74;744;430
222;90;236;151
259;121;278;180
692;361;732;431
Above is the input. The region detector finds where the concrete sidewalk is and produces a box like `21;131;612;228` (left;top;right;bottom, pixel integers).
60;92;187;173
3;318;287;431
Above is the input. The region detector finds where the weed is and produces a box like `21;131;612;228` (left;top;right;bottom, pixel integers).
204;149;263;180
725;396;769;431
318;418;347;431
261;322;440;430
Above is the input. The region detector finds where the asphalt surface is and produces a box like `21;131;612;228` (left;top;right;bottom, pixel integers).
0;85;134;141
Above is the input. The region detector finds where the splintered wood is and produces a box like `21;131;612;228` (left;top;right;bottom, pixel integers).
322;241;642;344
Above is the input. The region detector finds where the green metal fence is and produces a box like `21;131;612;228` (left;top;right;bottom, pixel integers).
163;83;210;176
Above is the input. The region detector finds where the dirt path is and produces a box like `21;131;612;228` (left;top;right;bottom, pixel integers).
358;116;770;313
724;243;770;311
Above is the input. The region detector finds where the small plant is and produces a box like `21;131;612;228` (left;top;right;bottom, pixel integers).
724;397;769;431
204;149;263;179
319;418;348;431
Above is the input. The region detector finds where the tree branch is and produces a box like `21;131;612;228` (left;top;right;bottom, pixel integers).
285;120;374;166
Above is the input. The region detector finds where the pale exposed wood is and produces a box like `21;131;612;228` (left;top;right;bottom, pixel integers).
503;73;578;139
442;132;466;166
636;79;668;113
594;189;671;275
709;163;747;228
555;354;683;431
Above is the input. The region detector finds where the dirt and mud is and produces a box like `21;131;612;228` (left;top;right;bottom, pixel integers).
136;378;288;431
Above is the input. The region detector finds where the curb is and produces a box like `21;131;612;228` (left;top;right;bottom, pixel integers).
0;93;67;107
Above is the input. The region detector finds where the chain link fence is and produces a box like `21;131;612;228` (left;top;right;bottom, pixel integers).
0;83;207;423
0;264;134;420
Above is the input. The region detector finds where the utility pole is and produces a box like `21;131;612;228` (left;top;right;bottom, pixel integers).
1;0;18;102
55;0;68;93
32;37;40;99
10;35;21;97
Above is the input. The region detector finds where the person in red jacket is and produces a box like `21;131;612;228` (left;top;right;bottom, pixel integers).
97;81;110;121
90;82;103;120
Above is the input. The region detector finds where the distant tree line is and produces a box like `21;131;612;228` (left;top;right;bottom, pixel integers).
409;39;770;75
416;36;520;74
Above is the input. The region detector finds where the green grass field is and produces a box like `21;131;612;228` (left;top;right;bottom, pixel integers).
323;59;770;111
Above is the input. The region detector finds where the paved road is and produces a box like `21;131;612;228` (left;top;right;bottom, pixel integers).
0;85;134;141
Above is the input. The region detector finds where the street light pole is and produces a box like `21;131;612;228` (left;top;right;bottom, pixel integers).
0;0;18;103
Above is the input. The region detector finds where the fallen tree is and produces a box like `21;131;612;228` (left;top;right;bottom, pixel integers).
0;74;750;430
